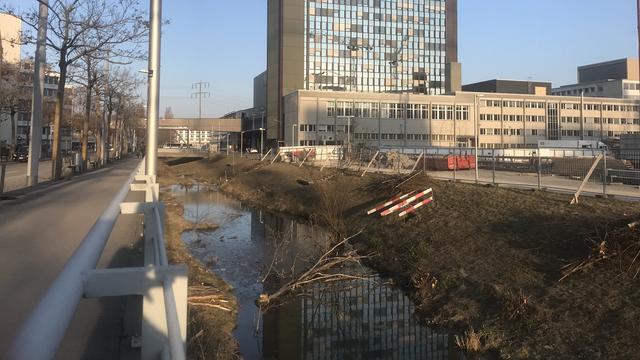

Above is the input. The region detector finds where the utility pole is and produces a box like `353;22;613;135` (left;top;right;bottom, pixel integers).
191;81;210;148
27;0;48;186
191;81;210;121
145;0;162;177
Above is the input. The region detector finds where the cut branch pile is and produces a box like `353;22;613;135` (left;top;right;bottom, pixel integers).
560;222;640;281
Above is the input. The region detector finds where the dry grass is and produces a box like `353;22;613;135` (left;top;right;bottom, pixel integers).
454;327;497;354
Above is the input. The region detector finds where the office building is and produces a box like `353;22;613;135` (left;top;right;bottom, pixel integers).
283;90;640;149
463;79;552;96
267;0;460;143
552;58;640;100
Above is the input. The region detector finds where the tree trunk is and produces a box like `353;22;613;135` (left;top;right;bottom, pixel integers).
10;108;16;149
93;87;102;166
106;108;113;163
52;57;67;179
82;64;92;172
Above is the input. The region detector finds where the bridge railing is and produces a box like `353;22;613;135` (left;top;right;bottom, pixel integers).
10;159;188;360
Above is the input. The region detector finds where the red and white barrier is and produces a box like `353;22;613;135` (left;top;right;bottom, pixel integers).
380;188;432;217
366;190;416;215
399;197;433;217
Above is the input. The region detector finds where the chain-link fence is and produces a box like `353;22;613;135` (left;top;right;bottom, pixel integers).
266;145;640;200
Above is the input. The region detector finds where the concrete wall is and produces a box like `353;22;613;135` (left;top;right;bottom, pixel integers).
253;71;267;110
463;80;552;95
266;0;304;143
578;58;639;83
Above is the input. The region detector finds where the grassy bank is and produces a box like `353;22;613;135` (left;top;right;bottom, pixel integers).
160;155;640;359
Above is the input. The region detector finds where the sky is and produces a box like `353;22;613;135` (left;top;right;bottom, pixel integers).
3;0;638;118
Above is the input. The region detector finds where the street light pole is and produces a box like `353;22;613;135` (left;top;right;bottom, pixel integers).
145;0;162;177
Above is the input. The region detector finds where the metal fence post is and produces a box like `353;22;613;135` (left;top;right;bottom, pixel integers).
475;147;479;184
537;147;542;190
492;151;496;185
0;164;5;194
603;148;608;196
453;148;457;182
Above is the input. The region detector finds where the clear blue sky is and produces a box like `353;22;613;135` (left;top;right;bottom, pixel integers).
4;0;638;118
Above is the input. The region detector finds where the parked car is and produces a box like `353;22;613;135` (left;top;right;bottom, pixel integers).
12;147;28;162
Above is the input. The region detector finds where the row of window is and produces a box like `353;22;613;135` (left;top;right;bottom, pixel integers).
353;133;430;141
480;128;546;136
484;100;638;112
327;101;470;120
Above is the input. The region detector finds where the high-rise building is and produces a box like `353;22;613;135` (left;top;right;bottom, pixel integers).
267;0;459;142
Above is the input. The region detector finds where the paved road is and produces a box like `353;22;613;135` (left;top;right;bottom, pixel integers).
2;160;53;193
0;158;144;359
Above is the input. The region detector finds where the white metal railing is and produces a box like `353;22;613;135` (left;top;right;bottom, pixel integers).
9;159;187;360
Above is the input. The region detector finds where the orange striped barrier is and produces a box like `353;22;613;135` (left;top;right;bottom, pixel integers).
380;188;432;217
399;197;433;217
366;190;416;215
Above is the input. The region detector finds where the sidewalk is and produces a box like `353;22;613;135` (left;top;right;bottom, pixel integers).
0;158;143;359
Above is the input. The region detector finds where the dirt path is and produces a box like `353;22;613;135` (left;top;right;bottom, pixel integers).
160;155;640;359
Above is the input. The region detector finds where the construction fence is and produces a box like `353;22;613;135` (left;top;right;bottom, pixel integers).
266;145;640;200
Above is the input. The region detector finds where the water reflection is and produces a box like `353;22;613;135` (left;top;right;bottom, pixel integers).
171;184;458;360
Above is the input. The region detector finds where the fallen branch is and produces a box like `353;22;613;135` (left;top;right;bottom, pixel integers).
257;229;374;310
189;303;232;312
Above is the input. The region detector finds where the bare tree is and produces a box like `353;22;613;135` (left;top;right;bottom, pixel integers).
18;0;146;178
0;60;21;156
98;66;141;161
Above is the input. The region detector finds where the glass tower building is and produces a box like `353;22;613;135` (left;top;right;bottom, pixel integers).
267;0;459;141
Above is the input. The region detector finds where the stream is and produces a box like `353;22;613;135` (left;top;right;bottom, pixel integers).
171;184;460;360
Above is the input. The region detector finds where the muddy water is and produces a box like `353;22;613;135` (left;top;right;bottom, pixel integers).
171;184;459;360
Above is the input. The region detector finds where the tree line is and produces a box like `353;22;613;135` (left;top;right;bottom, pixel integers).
0;0;149;177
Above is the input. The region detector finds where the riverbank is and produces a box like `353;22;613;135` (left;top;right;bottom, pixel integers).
161;187;239;359
160;155;640;359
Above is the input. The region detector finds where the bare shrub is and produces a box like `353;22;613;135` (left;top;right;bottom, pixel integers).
454;327;500;355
